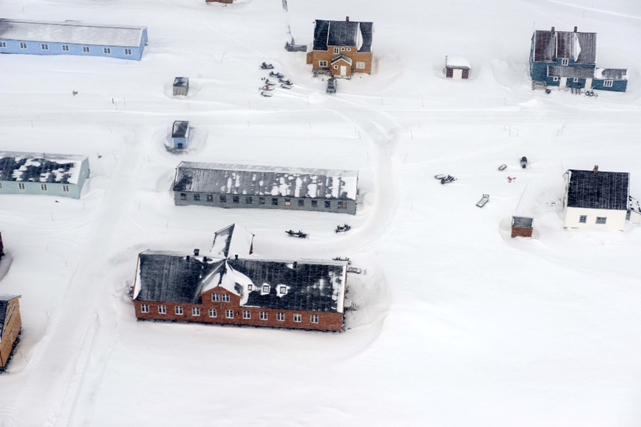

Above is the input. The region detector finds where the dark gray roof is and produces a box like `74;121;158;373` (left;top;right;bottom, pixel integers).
566;169;629;210
172;121;189;138
172;162;358;200
134;252;225;304
331;54;352;65
547;65;594;78
173;77;189;87
312;19;373;53
533;30;596;64
0;151;86;184
596;68;627;80
229;259;346;313
0;295;20;340
512;216;533;228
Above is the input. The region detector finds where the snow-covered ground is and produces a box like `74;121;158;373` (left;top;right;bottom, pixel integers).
1;0;641;425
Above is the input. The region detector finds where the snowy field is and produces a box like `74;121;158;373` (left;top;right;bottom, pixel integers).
1;0;641;425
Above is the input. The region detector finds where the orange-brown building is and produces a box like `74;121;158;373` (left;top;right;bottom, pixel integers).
0;295;21;371
306;18;374;78
132;225;347;332
511;216;534;238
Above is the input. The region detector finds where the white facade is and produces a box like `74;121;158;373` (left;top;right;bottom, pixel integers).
563;206;627;231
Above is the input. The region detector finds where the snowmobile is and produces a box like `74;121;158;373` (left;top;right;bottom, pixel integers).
269;71;285;79
260;62;274;70
347;267;363;274
280;83;293;90
260;91;273;97
335;224;351;233
262;78;277;86
439;175;457;185
333;256;350;263
278;78;293;85
498;164;507;171
259;84;274;91
285;230;307;238
520;156;528;169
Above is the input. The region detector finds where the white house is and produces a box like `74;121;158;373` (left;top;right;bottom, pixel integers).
562;166;629;231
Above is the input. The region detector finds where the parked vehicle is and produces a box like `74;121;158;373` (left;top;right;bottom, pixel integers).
260;62;274;70
269;71;285;79
440;175;457;185
260;91;273;97
279;78;293;85
326;78;337;94
285;229;307;238
335;224;351;233
520;156;528;169
281;83;293;90
259;85;274;91
476;194;490;208
498;164;507;171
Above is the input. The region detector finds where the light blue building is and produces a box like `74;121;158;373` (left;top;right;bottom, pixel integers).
0;19;147;61
0;151;90;199
172;121;190;149
529;27;627;92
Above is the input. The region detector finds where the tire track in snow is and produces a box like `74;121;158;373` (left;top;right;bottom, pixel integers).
12;128;147;427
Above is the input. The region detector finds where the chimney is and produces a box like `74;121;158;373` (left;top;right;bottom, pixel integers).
574;26;578;32
186;255;190;261
293;262;298;268
234;254;238;260
346;16;349;22
193;248;200;256
551;26;555;32
593;165;599;174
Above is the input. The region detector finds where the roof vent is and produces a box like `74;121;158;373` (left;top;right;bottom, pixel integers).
235;254;238;260
346;16;349;22
574;26;578;32
593;165;599;174
186;255;190;261
194;248;200;256
551;26;555;32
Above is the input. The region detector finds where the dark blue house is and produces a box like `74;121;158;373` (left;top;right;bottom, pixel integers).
0;19;147;61
529;26;627;92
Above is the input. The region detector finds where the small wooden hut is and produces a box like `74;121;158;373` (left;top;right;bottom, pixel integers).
511;216;533;238
173;77;189;96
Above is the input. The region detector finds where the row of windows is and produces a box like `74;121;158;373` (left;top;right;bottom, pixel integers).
319;60;366;70
180;193;348;209
0;42;132;56
550;76;614;87
579;215;607;225
2;183;70;192
140;304;319;323
332;47;352;54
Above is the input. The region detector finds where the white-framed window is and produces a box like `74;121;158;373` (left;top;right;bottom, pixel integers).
285;199;291;206
124;48;132;55
247;284;253;291
225;309;234;319
82;46;90;53
278;285;288;296
310;314;319;324
293;314;302;323
356;62;365;69
319;60;328;67
19;42;27;49
333;65;338;70
18;183;25;190
573;77;579;83
41;184;47;191
212;294;220;302
347;48;351;51
0;42;6;48
277;313;285;321
208;308;217;318
579;215;587;224
262;285;270;295
596;217;607;224
222;294;230;303
604;80;614;88
338;201;347;209
41;43;49;50
158;305;167;314
260;311;268;320
243;310;251;319
62;185;69;192
552;76;559;82
103;47;111;54
175;306;183;315
62;45;69;52
333;47;339;54
561;58;569;66
192;307;200;316
141;304;149;313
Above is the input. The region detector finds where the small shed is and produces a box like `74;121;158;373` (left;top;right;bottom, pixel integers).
171;121;190;149
511;216;533;238
445;56;470;79
173;77;189;96
0;295;21;371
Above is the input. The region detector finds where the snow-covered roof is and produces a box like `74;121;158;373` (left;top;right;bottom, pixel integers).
0;295;20;343
172;121;189;138
312;19;374;53
533;29;596;64
133;252;347;313
595;68;627;80
0;151;87;184
0;19;146;47
445;56;470;69
565;169;629;211
173;162;358;201
211;224;254;259
547;65;594;79
173;77;189;88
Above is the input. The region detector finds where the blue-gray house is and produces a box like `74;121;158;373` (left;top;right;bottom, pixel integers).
529;26;627;92
172;121;190;149
0;151;90;199
0;19;147;61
